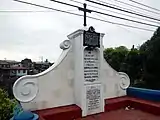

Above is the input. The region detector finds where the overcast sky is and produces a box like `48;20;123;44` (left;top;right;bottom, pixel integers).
0;0;160;62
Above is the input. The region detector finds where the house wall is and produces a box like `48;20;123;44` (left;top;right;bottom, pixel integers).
16;70;27;77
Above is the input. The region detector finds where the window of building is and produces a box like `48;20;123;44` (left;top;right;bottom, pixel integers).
12;70;16;74
18;70;20;73
23;70;26;73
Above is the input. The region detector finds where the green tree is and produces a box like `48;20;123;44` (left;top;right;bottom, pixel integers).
104;46;142;85
0;88;16;120
120;49;143;85
104;46;128;71
140;27;160;89
104;27;160;90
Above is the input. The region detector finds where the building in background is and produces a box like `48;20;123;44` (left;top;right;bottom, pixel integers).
10;66;28;77
0;60;28;77
33;61;52;73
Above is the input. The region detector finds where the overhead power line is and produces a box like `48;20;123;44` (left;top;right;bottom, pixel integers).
13;0;154;32
112;0;160;15
85;0;160;22
4;0;160;25
0;10;53;12
97;0;160;17
128;0;160;12
0;9;77;12
69;0;160;25
93;9;159;27
95;13;151;39
50;0;159;27
89;15;154;32
13;0;83;16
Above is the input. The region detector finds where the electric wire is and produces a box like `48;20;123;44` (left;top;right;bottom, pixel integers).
13;0;155;32
86;0;160;22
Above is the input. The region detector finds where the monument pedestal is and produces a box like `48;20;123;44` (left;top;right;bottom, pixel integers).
13;27;130;118
68;27;104;116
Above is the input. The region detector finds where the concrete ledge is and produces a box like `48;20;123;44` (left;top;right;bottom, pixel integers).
105;96;160;115
127;87;160;102
105;96;129;111
34;104;82;120
128;98;160;115
34;96;160;120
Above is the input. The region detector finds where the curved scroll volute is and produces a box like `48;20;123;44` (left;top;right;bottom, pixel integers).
102;58;130;99
118;72;130;90
60;40;71;50
13;77;38;102
13;40;72;103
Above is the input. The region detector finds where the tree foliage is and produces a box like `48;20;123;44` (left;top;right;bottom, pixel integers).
104;46;142;85
0;88;16;120
104;27;160;89
104;46;128;71
140;27;160;89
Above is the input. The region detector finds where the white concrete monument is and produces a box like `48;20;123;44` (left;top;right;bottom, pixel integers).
13;27;130;116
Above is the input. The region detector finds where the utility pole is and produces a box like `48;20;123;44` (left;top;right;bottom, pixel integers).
78;3;92;27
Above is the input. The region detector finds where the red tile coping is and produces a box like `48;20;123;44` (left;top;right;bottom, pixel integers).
34;96;160;120
34;104;82;120
105;96;160;115
76;109;160;120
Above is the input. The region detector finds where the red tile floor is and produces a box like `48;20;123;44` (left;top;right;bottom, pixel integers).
77;109;160;120
36;96;160;120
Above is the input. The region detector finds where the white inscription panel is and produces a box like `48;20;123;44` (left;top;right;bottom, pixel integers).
86;84;101;115
84;48;99;82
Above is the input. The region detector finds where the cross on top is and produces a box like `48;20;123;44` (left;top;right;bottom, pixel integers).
78;3;92;26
